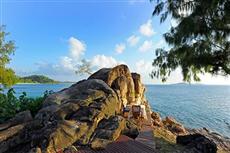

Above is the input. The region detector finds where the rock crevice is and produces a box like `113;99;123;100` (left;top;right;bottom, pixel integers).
0;65;148;153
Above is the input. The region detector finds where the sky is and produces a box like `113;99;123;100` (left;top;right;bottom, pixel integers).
1;0;230;85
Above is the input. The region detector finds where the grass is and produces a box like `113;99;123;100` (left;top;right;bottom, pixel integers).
153;127;185;153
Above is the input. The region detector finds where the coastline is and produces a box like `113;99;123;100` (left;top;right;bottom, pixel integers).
9;83;230;138
16;83;41;85
15;82;73;85
5;83;230;138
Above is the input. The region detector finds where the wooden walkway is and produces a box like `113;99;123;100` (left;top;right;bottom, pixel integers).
136;120;155;150
77;135;156;153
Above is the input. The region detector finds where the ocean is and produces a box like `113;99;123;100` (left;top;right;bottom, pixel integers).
7;83;230;138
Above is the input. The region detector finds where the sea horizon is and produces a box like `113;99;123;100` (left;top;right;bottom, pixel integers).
13;82;230;86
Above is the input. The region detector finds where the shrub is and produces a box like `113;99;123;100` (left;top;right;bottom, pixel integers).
0;89;53;123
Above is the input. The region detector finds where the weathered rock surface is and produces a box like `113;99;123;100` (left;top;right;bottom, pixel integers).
0;79;121;153
122;119;140;139
0;65;148;153
188;128;230;152
89;64;146;107
131;73;146;105
152;112;230;153
0;110;32;131
90;116;125;150
151;112;187;135
151;111;163;127
163;116;187;135
177;133;218;153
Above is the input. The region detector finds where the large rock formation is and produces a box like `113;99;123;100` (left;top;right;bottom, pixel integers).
89;65;147;107
177;133;218;153
187;128;230;153
0;65;147;153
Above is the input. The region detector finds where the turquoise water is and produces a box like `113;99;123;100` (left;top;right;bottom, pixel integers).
7;83;230;138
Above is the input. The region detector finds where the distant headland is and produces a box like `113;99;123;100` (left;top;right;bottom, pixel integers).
17;75;60;84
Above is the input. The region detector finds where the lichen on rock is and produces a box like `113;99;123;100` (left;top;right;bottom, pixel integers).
89;64;147;107
0;65;149;153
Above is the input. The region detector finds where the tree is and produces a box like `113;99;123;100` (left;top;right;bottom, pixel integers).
150;0;230;82
0;26;17;88
75;59;93;76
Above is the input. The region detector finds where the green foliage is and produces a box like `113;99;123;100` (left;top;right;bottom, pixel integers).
0;25;17;87
151;0;230;82
18;75;59;84
0;89;53;123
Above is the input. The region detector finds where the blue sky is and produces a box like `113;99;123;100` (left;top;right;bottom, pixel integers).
1;0;230;84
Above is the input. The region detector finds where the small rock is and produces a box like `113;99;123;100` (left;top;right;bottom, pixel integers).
172;124;186;134
151;111;161;121
162;116;187;135
164;116;177;125
152;119;163;127
177;133;217;153
151;111;163;127
122;119;139;139
91;138;112;150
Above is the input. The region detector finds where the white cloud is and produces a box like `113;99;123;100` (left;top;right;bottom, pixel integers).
33;61;83;81
91;54;124;69
170;19;179;28
60;56;75;71
127;35;140;46
27;37;86;81
131;60;153;84
129;0;145;5
69;37;86;59
115;43;126;54
198;74;230;85
135;60;152;74
56;36;86;72
138;39;166;53
139;20;155;37
34;61;60;75
155;39;166;48
128;0;146;5
139;40;154;52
